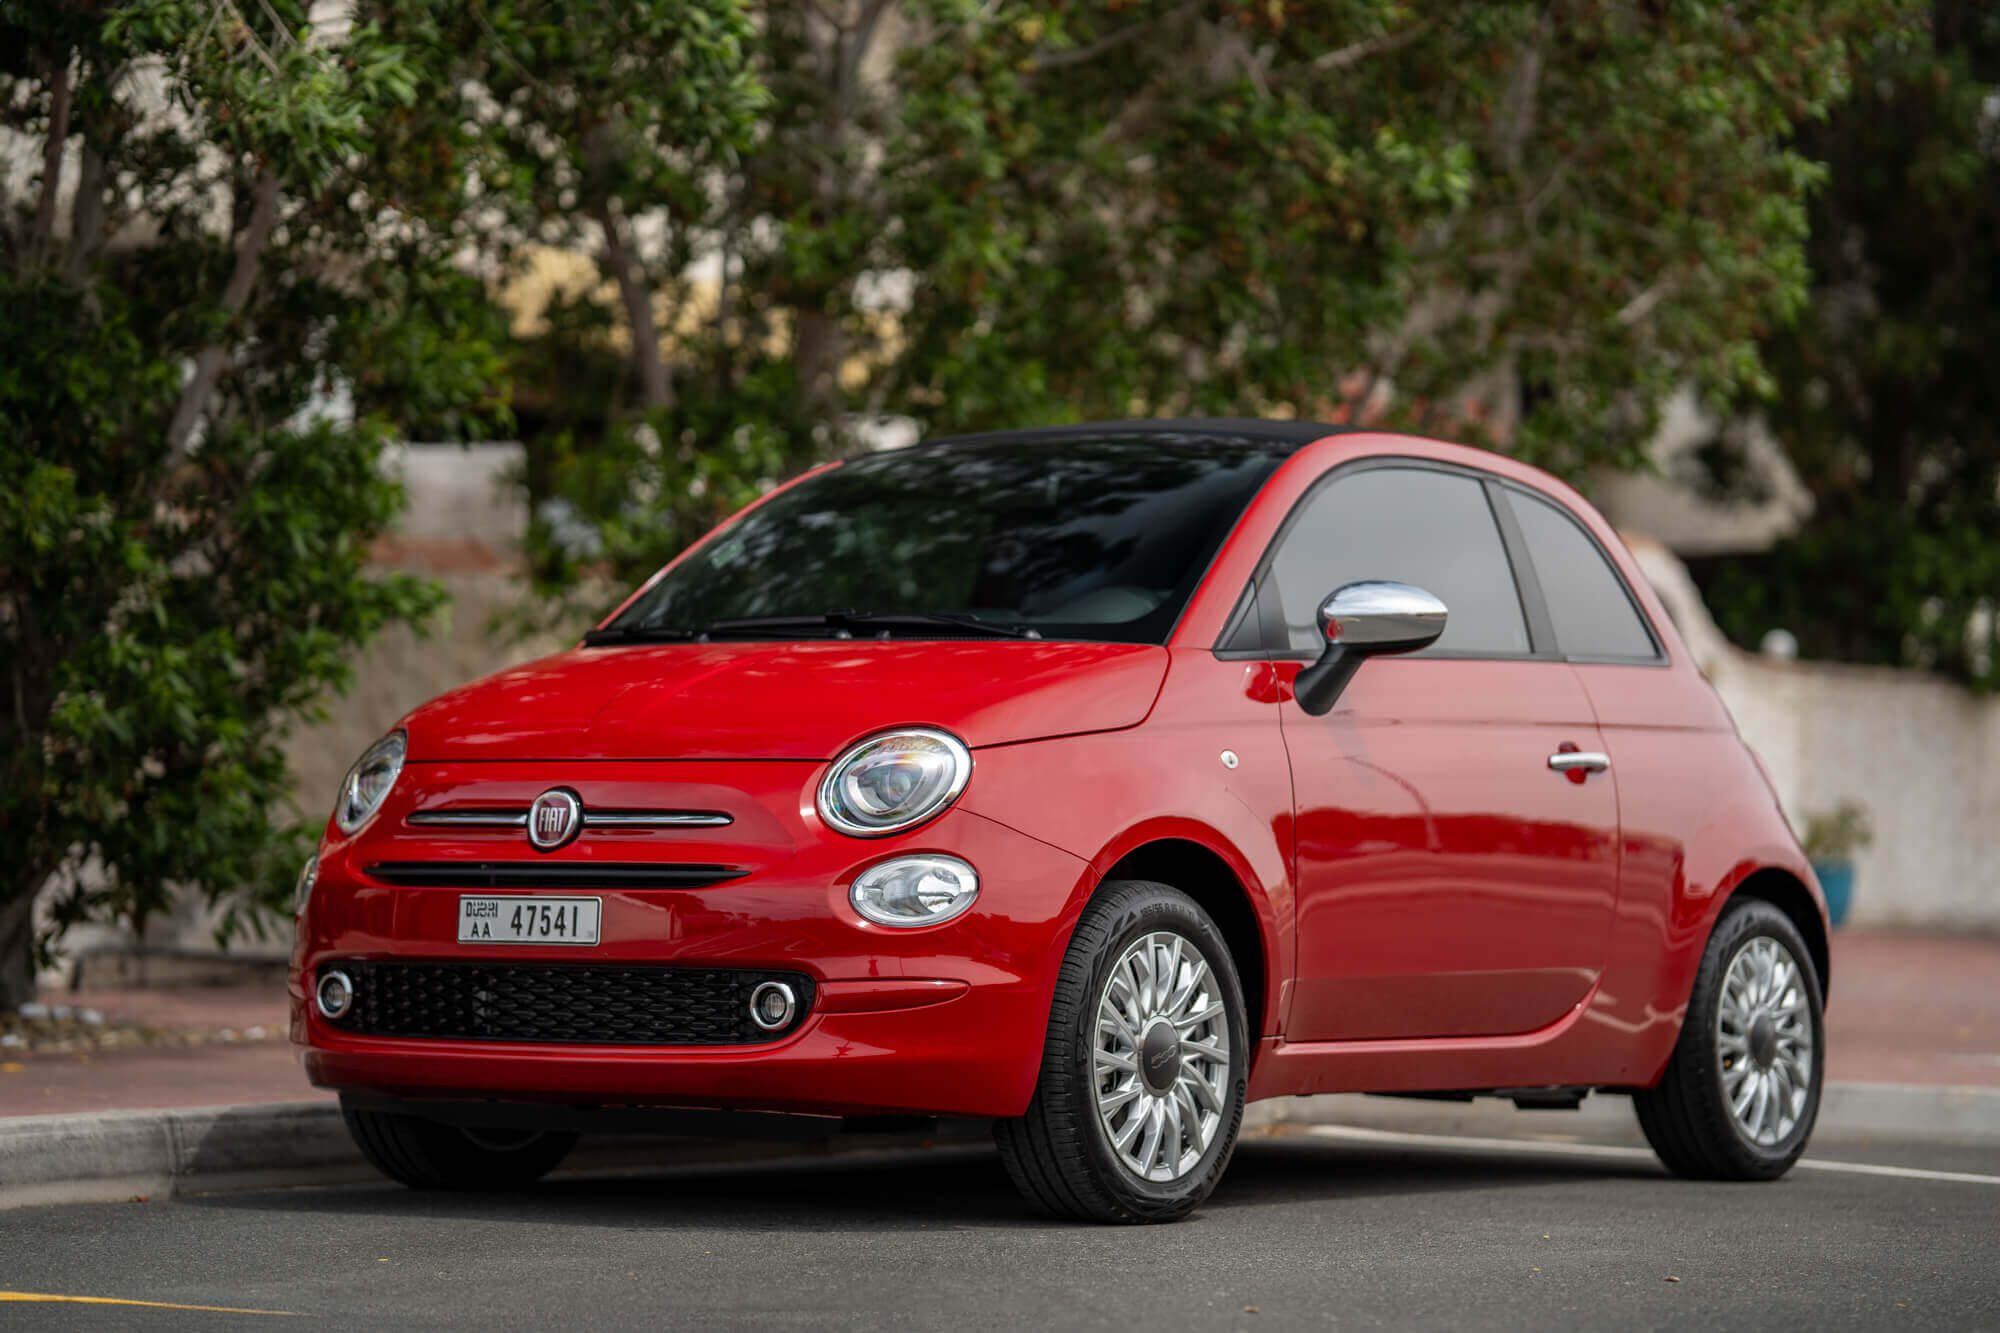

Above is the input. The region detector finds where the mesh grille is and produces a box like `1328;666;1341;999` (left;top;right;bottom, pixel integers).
328;961;811;1046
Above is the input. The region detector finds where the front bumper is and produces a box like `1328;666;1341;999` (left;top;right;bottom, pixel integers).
292;761;1092;1120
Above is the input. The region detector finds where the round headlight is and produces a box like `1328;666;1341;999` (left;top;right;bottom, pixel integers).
816;728;971;837
335;731;406;835
849;855;980;927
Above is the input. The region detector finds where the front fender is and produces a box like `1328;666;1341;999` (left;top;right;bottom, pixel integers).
959;712;1294;1040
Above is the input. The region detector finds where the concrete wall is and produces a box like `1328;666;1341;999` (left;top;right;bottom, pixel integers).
1589;389;1815;557
1631;537;2000;930
286;445;568;809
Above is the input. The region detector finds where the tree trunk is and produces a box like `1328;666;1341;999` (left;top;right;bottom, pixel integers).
165;170;282;457
60;136;108;287
24;54;72;275
594;202;673;411
0;885;39;1014
793;307;845;425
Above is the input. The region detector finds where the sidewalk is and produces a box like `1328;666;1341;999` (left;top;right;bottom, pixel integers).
0;985;314;1118
1823;927;2000;1087
3;928;1996;1121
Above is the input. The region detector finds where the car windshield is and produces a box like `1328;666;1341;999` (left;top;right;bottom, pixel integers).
600;435;1286;644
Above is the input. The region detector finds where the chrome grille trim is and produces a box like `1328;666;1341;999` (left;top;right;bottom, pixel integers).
406;810;529;828
585;811;734;828
406;808;733;830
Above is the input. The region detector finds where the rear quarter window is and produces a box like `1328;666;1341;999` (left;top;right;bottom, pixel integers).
1509;489;1659;661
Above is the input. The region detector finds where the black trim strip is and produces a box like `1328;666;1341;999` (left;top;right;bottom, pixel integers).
366;861;748;889
1484;476;1558;656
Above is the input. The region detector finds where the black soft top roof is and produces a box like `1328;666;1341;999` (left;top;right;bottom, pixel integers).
918;417;1361;454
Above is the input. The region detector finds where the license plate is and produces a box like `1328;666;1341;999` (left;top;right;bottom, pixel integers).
458;896;601;945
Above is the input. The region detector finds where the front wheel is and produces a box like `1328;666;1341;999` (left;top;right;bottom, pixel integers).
995;879;1249;1223
1635;898;1825;1180
342;1101;579;1191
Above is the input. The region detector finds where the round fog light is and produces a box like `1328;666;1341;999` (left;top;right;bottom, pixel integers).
316;969;354;1020
849;855;979;928
749;981;797;1032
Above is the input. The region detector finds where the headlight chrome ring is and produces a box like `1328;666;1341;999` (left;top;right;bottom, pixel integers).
849;854;980;928
816;728;972;838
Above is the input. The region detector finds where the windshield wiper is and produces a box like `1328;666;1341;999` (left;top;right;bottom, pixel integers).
696;611;1043;641
838;611;1044;640
580;624;699;646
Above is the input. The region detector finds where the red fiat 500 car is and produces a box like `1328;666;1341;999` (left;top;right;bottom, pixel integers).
294;419;1828;1223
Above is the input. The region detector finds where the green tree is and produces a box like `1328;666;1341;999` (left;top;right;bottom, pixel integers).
1693;3;2000;687
892;0;1898;470
395;0;766;415
512;0;1904;622
0;0;512;1008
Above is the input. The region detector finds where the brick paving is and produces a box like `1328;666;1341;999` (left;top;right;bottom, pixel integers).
1825;927;2000;1088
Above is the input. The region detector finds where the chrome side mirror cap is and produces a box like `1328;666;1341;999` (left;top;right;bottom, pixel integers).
1295;581;1448;716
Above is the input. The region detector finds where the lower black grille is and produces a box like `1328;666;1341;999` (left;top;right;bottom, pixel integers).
364;862;745;890
326;961;812;1046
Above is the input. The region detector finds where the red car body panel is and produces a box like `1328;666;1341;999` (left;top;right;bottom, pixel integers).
399;640;1169;761
293;428;1826;1121
1280;657;1621;1043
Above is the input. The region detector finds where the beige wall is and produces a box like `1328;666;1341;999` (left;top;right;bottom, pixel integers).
1633;538;2000;929
286;445;568;809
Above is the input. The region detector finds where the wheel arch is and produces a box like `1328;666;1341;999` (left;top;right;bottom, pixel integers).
1723;866;1832;1001
1098;836;1274;1043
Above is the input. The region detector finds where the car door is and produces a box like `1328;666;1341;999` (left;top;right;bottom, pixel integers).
1261;463;1621;1042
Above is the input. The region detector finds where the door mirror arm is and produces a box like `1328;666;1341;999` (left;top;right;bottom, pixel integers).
1292;581;1449;717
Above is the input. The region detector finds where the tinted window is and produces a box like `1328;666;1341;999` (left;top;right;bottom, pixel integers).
1266;467;1530;656
604;437;1283;644
1510;489;1658;659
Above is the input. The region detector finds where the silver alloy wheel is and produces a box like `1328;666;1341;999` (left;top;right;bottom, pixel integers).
1092;930;1232;1183
1716;935;1815;1146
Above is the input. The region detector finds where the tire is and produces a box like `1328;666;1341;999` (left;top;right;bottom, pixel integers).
995;879;1249;1223
1635;897;1825;1181
342;1102;579;1191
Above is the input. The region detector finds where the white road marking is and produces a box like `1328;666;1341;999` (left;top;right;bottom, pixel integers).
1299;1123;2000;1186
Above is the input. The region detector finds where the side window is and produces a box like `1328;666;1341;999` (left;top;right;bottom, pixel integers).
1509;489;1659;660
1265;467;1530;656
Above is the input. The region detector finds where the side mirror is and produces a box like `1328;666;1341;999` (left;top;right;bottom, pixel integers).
1292;581;1448;716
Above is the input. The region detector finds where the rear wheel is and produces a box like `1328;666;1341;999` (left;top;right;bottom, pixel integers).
342;1102;578;1191
995;879;1249;1223
1635;898;1824;1181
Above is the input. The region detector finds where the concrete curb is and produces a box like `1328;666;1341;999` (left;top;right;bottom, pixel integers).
1243;1081;2000;1143
0;1102;975;1210
0;1103;368;1210
5;1081;1995;1210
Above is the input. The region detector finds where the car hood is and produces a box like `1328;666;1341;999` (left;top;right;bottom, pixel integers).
399;639;1169;761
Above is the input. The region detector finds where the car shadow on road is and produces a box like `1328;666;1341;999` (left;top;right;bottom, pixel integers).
184;1128;1668;1233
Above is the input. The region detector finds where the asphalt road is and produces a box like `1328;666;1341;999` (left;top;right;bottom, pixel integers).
3;1113;1997;1330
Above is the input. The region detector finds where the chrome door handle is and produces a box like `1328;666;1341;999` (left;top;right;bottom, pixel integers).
1548;751;1611;774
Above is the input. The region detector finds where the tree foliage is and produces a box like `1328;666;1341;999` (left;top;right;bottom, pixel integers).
1693;2;2000;688
0;0;509;1006
498;0;1904;623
